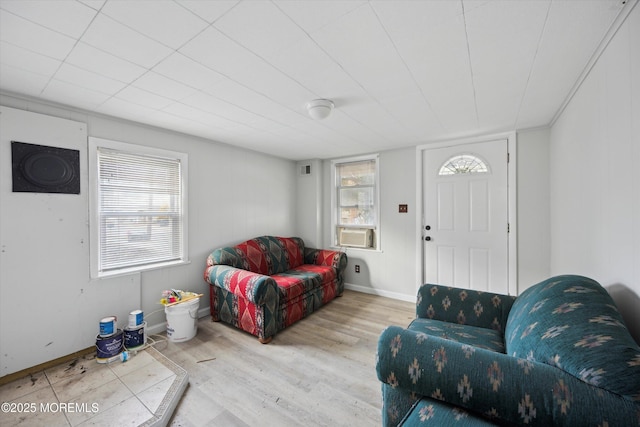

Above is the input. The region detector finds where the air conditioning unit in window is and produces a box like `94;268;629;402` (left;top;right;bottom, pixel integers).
339;228;373;248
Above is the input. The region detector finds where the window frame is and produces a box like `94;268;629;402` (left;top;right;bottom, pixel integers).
88;137;189;278
331;154;380;250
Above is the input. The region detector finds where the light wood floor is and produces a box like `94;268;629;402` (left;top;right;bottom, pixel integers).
160;290;415;427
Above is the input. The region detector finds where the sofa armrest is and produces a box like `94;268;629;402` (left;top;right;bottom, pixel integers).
204;265;277;306
416;284;516;331
376;326;637;426
304;247;347;273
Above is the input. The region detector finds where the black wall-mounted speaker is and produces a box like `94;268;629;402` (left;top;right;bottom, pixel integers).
11;141;80;194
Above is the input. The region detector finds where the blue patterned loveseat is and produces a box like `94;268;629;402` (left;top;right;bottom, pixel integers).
376;275;640;426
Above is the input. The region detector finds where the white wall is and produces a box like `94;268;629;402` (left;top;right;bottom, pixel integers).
549;4;640;341
516;128;551;290
321;133;551;301
295;159;323;249
0;96;296;376
321;147;420;301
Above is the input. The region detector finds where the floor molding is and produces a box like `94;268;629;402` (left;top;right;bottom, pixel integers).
0;346;94;386
344;282;415;302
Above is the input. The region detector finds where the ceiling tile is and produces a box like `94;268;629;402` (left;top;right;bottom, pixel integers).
0;63;50;97
81;14;172;68
381;92;444;139
464;0;550;70
371;0;463;37
180;91;284;132
464;0;551;129
326;111;396;147
419;74;478;134
274;0;367;34
0;40;61;76
152;53;225;91
372;1;476;133
41;79;111;110
311;3;417;99
214;0;304;61
204;78;312;131
115;86;175;110
179;90;243;117
132;71;198;102
176;0;240;24
98;100;220;143
79;0;106;11
0;9;76;60
0;0;96;38
337;101;408;142
516;0;624;127
180;26;314;106
100;0;209;49
65;42;147;84
97;96;157;123
54;63;127;95
269;36;368;101
161;101;252;133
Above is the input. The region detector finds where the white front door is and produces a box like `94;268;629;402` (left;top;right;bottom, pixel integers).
422;139;509;293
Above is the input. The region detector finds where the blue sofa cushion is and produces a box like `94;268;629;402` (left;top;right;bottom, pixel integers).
416;285;516;333
409;318;506;353
505;275;640;400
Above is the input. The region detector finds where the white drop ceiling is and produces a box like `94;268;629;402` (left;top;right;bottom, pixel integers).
0;0;631;160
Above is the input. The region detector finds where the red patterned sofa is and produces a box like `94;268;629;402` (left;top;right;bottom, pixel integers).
204;236;347;343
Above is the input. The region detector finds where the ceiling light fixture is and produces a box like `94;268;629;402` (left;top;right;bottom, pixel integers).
306;99;334;120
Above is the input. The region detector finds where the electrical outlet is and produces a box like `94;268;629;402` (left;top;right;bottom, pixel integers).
355;265;360;273
399;204;408;213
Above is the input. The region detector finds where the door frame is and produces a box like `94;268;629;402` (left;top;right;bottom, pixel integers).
415;131;518;296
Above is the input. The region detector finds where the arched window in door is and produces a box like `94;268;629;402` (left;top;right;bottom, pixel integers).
438;154;489;176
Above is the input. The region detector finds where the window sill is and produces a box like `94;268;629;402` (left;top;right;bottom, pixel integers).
92;259;191;280
330;246;383;253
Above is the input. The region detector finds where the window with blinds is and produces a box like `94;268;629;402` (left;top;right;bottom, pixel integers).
89;138;188;277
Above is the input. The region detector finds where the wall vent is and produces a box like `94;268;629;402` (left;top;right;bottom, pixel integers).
300;164;311;175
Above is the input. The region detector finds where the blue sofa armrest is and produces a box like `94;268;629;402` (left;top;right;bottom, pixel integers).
376;326;638;426
416;284;516;332
204;264;278;306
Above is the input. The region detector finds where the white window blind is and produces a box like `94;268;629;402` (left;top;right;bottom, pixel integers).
95;145;185;274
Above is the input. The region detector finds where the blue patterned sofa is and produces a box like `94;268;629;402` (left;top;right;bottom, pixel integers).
204;236;347;343
376;275;640;426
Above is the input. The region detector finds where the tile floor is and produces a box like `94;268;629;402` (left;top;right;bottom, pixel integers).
0;346;188;427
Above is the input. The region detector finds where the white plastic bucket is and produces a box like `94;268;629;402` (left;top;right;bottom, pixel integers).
165;298;199;342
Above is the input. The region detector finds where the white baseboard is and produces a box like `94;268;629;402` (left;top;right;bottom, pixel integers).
344;283;415;303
